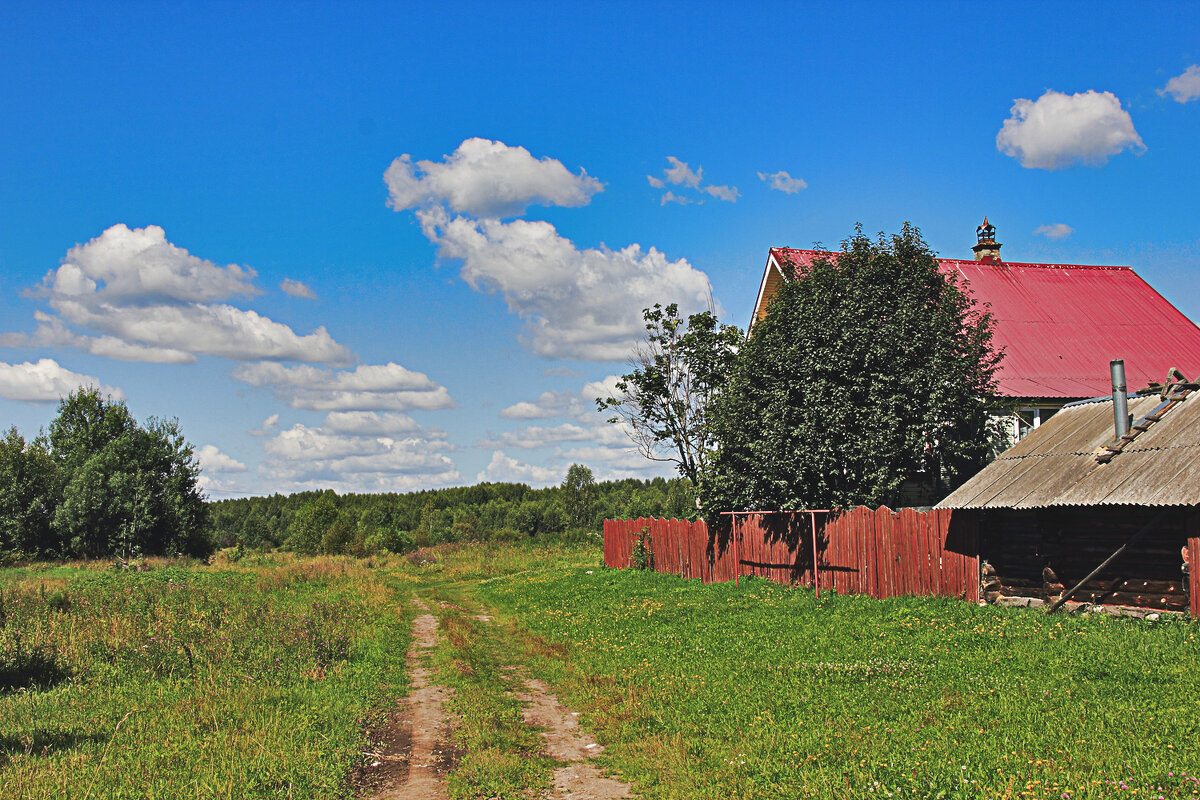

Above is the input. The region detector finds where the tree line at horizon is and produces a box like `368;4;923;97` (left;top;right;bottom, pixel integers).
207;465;697;556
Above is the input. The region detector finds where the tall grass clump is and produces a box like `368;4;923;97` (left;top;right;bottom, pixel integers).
0;558;411;799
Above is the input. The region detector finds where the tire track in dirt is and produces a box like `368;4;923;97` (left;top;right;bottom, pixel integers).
515;678;634;800
357;599;456;800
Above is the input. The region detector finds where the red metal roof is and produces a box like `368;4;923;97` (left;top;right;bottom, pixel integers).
766;248;1200;399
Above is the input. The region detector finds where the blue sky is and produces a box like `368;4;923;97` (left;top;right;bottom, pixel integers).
2;1;1198;496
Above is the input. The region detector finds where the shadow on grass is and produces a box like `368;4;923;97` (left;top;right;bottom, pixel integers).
0;645;70;693
0;729;105;768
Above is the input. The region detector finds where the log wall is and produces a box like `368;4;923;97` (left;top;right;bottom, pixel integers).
977;507;1192;612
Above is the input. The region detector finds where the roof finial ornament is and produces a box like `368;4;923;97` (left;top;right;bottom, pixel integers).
972;217;1002;263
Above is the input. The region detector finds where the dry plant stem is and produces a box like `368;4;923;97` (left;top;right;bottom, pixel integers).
81;709;137;800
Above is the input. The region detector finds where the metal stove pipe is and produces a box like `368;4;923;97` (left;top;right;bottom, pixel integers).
1111;359;1129;440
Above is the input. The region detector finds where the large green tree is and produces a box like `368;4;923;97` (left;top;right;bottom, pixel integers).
52;409;209;558
598;304;742;495
704;224;1002;513
0;428;57;559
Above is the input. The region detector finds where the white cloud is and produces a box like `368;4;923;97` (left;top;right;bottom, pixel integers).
1159;65;1200;103
323;411;434;437
704;184;740;203
478;423;594;449
501;376;623;421
484;374;671;482
1033;223;1075;240
757;170;808;194
196;444;247;473
662;156;703;188
249;413;280;437
414;207;714;360
500;389;582;420
44;223;259;304
280;278;316;299
995;89;1145;170
384;137;603;218
231;361;455;411
13;224;352;365
661;191;695;206
649;156;739;205
475;450;562;486
261;421;460;493
0;358;124;404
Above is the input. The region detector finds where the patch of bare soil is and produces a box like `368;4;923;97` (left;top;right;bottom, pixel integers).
515;678;634;800
356;600;458;800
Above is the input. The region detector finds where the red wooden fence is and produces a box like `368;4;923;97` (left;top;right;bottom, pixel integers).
603;506;979;602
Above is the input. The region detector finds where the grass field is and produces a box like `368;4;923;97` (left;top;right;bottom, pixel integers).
474;564;1200;800
0;554;413;799
2;543;1199;799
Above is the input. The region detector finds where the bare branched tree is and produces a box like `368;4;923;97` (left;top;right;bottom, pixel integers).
597;303;741;495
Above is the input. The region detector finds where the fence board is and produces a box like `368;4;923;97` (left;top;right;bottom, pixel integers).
602;506;977;604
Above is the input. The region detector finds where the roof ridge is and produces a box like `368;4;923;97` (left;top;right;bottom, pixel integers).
769;246;1132;271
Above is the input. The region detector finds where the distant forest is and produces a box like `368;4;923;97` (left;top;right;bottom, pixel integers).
208;469;696;556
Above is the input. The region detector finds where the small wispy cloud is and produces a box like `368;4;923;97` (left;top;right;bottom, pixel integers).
649;156;738;205
280;278;316;299
704;184;740;202
1033;223;1074;240
757;170;807;194
1159;65;1200;103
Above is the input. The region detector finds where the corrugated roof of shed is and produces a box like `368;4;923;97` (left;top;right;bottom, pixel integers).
936;394;1200;509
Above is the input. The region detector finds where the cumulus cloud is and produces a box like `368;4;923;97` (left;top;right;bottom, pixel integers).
280;278;316;299
757;170;807;194
500;376;623;422
1159;65;1200;103
0;358;124;404
661;191;694;206
1034;223;1075;240
384;137;603;218
475;451;562;486
995;90;1145;170
261;419;459;493
231;361;454;412
647;175;665;189
414;207;714;360
11;224;352;365
386;141;718;360
195;445;247;473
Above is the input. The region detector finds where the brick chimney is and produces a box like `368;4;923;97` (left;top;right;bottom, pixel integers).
973;217;1002;263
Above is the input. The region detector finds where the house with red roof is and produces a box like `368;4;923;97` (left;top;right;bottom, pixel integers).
750;221;1200;447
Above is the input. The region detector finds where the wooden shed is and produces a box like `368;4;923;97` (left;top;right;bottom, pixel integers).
936;381;1200;615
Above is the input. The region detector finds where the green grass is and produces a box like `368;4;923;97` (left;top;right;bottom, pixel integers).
474;566;1200;800
4;541;1198;800
0;555;412;799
